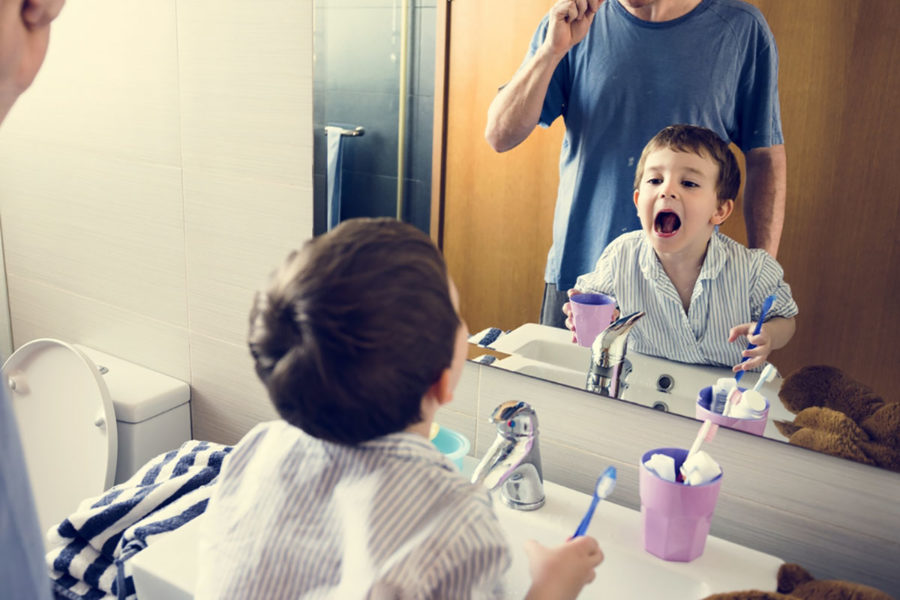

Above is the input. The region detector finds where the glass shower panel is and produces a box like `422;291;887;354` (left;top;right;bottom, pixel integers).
312;0;436;235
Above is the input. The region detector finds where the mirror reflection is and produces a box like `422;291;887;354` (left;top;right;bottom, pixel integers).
314;0;900;473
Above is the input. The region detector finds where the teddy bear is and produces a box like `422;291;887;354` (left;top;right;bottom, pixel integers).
702;563;895;600
772;365;900;473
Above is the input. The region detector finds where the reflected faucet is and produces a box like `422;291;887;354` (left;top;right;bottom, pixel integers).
586;311;646;399
470;400;545;511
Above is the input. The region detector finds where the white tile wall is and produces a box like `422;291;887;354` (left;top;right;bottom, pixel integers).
0;0;314;443
188;333;278;444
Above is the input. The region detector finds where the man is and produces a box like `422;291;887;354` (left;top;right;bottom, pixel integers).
485;0;786;328
0;0;66;597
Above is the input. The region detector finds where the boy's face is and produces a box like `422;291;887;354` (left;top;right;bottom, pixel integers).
633;147;733;260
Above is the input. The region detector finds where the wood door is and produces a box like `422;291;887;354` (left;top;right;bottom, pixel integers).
435;0;900;396
438;0;563;334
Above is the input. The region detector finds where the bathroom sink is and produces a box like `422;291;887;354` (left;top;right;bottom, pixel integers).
131;476;782;599
493;354;588;389
495;480;782;599
489;323;791;440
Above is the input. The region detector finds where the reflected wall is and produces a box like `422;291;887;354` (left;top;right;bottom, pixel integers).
312;0;437;235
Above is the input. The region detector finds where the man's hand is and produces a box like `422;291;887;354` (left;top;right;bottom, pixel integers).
544;0;602;59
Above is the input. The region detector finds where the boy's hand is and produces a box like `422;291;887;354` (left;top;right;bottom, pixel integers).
524;536;604;600
728;321;772;373
563;288;581;342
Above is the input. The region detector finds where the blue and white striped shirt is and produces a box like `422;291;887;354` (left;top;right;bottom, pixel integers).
575;231;798;368
195;420;510;599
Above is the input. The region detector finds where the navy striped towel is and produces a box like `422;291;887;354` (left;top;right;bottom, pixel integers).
468;327;507;348
47;440;232;600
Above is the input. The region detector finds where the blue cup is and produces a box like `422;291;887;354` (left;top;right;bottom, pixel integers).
431;426;471;470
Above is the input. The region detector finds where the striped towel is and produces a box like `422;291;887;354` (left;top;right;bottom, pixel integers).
468;327;507;348
47;440;232;600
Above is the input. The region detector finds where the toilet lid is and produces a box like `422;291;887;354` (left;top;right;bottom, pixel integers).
3;338;118;538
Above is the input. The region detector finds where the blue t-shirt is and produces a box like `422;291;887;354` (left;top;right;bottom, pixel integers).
527;0;783;289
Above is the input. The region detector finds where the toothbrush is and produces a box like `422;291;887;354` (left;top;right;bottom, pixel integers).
573;466;616;538
686;419;716;461
752;363;777;392
735;294;777;382
721;387;742;417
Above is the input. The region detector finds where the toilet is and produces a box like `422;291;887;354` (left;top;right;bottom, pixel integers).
3;338;191;541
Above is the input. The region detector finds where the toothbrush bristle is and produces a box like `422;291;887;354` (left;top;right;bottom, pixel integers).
596;466;617;498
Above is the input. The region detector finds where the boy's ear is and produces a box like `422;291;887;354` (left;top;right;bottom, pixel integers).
711;198;734;225
428;368;455;407
633;189;640;209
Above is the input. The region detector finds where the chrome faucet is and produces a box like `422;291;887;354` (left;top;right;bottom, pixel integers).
586;311;645;399
470;400;545;511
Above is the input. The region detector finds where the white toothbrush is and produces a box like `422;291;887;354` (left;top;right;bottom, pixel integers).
753;364;776;392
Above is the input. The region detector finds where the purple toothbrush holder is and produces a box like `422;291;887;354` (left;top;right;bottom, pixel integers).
695;386;769;436
639;447;723;562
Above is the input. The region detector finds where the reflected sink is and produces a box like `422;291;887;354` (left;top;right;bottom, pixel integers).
489;323;791;440
495;479;782;598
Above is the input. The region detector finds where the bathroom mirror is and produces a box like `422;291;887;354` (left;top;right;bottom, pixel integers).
313;0;900;472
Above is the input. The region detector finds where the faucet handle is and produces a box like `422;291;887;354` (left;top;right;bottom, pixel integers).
490;401;538;437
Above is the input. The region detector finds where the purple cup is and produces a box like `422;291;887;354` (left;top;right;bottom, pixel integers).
639;447;723;562
695;386;769;436
570;293;617;348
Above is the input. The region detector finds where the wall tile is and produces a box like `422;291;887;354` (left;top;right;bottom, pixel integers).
341;171;399;219
183;168;313;343
0;142;188;326
189;333;279;445
411;6;436;97
406;94;434;183
6;275;191;381
0;1;181;168
318;6;401;95
177;0;314;187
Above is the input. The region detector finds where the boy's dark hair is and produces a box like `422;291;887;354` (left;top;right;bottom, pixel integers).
634;124;741;202
248;217;460;445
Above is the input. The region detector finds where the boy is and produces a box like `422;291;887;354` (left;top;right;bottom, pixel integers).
565;125;797;373
195;218;603;599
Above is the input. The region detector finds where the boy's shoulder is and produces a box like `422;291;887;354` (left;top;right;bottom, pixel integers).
712;231;786;274
714;231;774;260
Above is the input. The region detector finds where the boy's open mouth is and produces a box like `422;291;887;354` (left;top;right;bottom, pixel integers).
654;210;681;236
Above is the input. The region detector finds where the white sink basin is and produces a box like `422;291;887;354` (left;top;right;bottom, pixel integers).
131;476;782;599
489;323;791;440
495;480;782;599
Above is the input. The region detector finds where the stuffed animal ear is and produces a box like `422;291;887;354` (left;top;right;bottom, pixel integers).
777;563;814;594
777;562;894;600
777;365;860;413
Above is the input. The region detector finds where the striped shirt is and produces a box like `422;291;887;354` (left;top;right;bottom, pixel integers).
575;231;799;368
195;420;510;599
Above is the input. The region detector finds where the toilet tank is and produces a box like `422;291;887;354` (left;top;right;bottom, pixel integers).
75;345;191;484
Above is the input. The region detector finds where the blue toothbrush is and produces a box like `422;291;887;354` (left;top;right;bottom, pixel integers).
573;466;617;538
735;294;776;382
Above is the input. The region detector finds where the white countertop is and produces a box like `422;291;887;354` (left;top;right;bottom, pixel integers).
131;475;782;599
